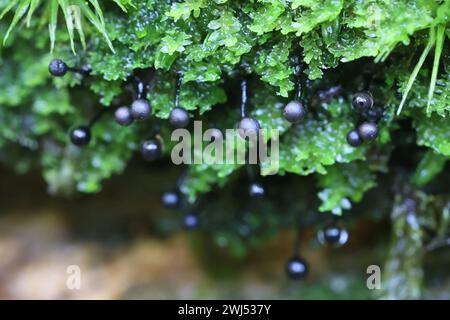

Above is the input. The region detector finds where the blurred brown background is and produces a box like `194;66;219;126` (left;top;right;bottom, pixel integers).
0;163;448;300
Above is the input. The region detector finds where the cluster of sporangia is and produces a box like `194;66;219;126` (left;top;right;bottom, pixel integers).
346;92;379;147
281;84;351;281
160;168;266;233
49;58;359;281
49;59;191;162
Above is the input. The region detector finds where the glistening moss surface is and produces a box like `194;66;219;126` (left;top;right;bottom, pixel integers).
1;0;448;208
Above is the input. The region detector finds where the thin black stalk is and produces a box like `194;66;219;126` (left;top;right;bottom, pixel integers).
176;170;188;189
241;79;247;118
293;45;305;102
147;120;162;139
88;107;108;128
175;72;184;109
293;227;302;256
296;78;302;101
68;66;90;76
134;75;145;99
246;164;256;180
330;213;340;225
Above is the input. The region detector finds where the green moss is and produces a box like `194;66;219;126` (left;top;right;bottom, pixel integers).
0;0;449;216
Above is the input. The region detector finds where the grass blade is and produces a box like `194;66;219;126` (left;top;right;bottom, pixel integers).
0;0;124;53
112;0;127;12
114;0;135;11
58;0;76;54
88;0;105;25
74;12;86;50
3;0;31;45
396;28;436;116
427;24;445;113
48;0;58;52
75;0;115;53
26;0;40;27
0;0;20;20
